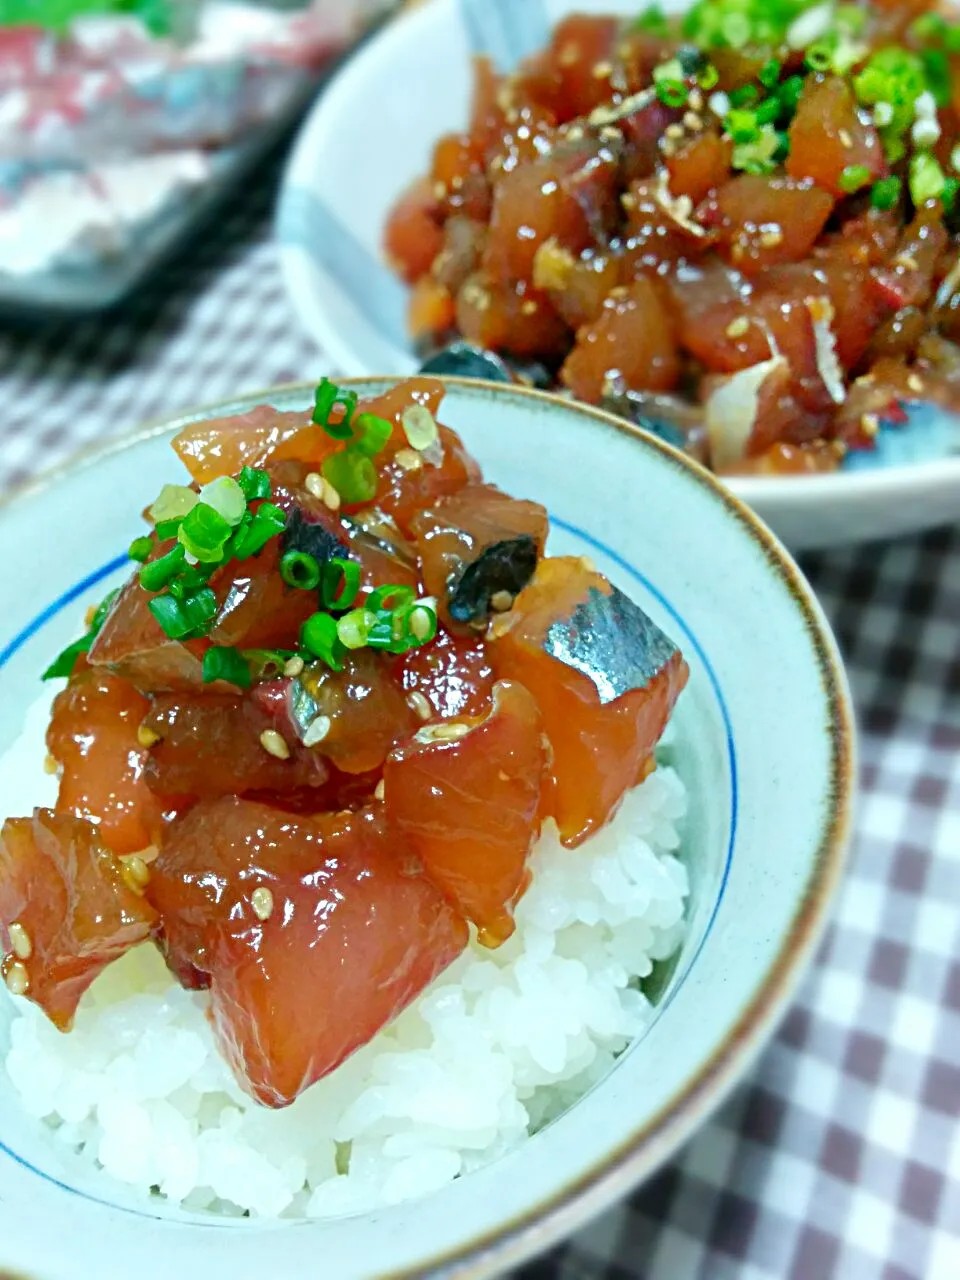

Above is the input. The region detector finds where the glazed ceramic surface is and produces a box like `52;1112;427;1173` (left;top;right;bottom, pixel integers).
276;0;960;551
0;379;853;1280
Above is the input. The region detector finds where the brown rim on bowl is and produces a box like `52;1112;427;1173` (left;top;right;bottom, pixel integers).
0;376;856;1278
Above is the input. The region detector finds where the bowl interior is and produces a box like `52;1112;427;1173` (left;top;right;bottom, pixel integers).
0;380;851;1280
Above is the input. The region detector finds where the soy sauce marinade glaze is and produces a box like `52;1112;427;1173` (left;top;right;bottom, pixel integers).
386;0;960;475
0;378;688;1109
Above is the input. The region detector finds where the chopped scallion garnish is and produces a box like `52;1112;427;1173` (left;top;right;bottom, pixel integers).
910;152;946;206
139;543;187;592
237;466;271;501
42;588;119;681
312;377;358;439
322;450;377;505
321;558;362;611
202;646;252;689
279;550;322;591
870;175;902;210
128;536;153;563
655;79;688;108
178;502;233;564
758;58;781;89
839;164;871;194
301;611;344;671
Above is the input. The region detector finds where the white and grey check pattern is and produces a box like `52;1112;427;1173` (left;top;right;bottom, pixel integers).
0;168;957;1280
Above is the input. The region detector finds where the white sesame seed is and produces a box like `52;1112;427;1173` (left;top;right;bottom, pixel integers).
8;923;31;961
490;590;515;612
4;961;29;996
907;373;924;393
251;887;274;922
394;448;423;472
284;655;305;677
305;472;324;499
303;715;331;747
665;123;685;141
708;90;731;119
912;118;941;149
417;721;470;744
374;779;385;800
873;102;894;127
137;724;160;748
43;753;59;776
322;478;341;511
402;404;440;452
725;317;750;338
260;729;291;760
407;691;433;721
760;227;784;248
122;855;151;891
838;128;853;149
521;299;538;315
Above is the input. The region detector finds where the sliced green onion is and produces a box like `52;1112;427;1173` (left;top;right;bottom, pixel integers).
910;13;946;42
758;58;781;88
229;502;286;559
242;649;297;681
280;550;321;591
406;604;438;646
755;97;781;126
942;177;960;213
312;377;358;439
696;62;719;90
148;593;190;639
720;11;750;47
870;175;902;210
322;557;361;610
921;50;951;110
947;25;960;54
910;152;946;206
178;502;232;563
301;611;344;671
805;41;833;73
730;84;759;108
836;4;866;33
43;636;93;680
777;75;804;116
149;483;198;525
726;108;759;144
89;589;120;633
168;564;214;601
655;79;688;108
181;588;218;634
199;476;247;527
353;412;393;458
42;588;119;681
139;543;187;592
631;3;668;36
154;517;184;541
652;57;684;84
839;165;872;194
336;608;376;650
202;646;252;689
128;535;153;563
367;584;416;614
321;450;377;504
237;466;271;501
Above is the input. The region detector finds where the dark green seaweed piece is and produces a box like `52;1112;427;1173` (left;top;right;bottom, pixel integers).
545;585;679;705
281;506;349;568
448;536;539;626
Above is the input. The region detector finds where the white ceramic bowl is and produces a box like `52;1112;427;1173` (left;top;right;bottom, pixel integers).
0;378;853;1279
276;0;960;551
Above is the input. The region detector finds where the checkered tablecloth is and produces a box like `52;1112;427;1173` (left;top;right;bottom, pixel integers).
1;166;958;1280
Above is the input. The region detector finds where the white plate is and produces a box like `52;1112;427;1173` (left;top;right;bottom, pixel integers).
275;0;960;551
0;379;853;1278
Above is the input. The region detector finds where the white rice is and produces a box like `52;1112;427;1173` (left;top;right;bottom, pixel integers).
1;689;688;1219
